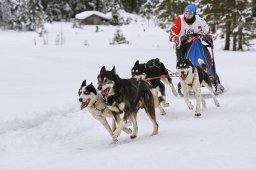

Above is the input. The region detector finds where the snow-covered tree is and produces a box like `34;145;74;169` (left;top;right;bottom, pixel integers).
1;0;13;29
199;0;254;51
27;0;45;31
110;28;129;45
111;1;120;25
63;2;72;21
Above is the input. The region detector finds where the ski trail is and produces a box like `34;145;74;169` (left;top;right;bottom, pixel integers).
0;104;79;135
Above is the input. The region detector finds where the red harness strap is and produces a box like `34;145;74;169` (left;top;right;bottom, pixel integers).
144;74;178;81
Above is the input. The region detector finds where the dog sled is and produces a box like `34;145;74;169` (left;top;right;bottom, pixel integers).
177;34;224;95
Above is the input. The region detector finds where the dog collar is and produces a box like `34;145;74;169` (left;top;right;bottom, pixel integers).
93;100;106;112
188;73;195;87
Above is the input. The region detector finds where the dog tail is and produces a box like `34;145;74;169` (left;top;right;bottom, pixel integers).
136;80;156;116
160;62;169;75
198;58;207;72
137;80;158;134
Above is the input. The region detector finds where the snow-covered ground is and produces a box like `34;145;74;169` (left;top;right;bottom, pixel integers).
1;17;256;170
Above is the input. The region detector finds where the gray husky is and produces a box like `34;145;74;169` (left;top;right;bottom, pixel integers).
78;80;132;143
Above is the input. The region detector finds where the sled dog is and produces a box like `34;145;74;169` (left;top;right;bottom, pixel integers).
97;66;158;141
78;80;132;143
176;58;220;116
131;58;178;115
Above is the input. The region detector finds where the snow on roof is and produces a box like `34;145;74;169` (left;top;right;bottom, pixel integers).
105;9;138;21
75;11;111;20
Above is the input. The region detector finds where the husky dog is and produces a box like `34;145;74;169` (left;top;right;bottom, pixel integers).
176;58;220;117
97;66;158;141
78;80;132;143
131;58;178;115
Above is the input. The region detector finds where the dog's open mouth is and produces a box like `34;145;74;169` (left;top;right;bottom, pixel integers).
101;87;110;97
180;73;188;81
80;99;90;110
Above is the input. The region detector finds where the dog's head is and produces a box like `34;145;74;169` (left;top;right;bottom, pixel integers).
176;58;195;81
131;60;147;80
78;80;98;110
97;66;118;97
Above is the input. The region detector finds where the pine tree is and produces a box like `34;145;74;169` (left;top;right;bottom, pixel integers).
253;0;256;17
155;0;188;30
1;0;13;29
94;0;104;12
234;0;254;50
63;2;72;21
27;0;45;31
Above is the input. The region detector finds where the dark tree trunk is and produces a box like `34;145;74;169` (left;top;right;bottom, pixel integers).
238;28;243;51
224;20;231;50
233;34;237;51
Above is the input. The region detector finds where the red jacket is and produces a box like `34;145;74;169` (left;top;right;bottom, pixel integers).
169;15;213;43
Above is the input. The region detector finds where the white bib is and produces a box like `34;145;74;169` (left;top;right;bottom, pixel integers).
179;15;209;35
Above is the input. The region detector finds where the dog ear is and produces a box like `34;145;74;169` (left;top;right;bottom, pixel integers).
100;66;106;73
112;66;116;74
81;80;86;87
134;60;139;66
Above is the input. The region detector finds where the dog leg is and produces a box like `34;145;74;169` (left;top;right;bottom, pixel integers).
158;105;166;115
111;118;117;132
145;112;158;136
204;83;220;107
152;88;167;115
162;78;178;97
114;113;132;135
169;83;178;97
183;88;194;110
194;86;202;117
94;115;114;137
159;96;170;107
113;119;128;139
130;113;138;139
201;96;206;108
158;82;170;107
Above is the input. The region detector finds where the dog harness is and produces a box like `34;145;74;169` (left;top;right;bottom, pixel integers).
92;100;106;112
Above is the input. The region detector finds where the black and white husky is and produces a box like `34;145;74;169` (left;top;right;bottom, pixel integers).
78;80;132;143
131;58;178;115
97;66;158;141
176;58;220;117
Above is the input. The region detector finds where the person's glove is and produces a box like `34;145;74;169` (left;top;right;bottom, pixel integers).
180;35;189;43
202;34;213;42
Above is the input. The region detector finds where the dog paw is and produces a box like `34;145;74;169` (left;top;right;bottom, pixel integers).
216;102;220;107
160;111;167;115
130;135;137;139
112;138;118;144
194;112;201;117
113;131;119;139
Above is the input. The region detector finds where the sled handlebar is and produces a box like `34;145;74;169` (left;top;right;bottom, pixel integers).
177;33;212;48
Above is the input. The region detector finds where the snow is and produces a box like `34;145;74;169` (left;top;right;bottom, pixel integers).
1;16;256;170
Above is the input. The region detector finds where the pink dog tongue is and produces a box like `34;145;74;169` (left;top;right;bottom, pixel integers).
181;74;187;80
80;100;89;110
101;87;110;97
